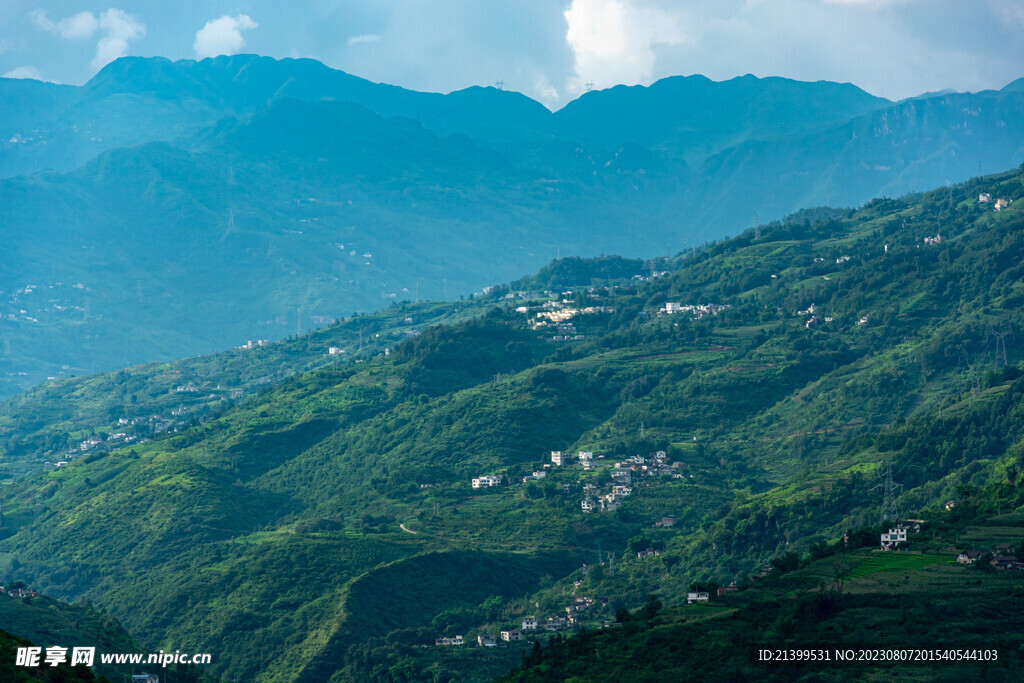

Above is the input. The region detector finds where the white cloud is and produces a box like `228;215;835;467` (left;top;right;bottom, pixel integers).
90;9;146;71
3;65;44;80
30;10;99;39
988;0;1024;29
29;8;144;72
531;71;560;108
347;34;380;46
193;15;259;59
564;0;686;94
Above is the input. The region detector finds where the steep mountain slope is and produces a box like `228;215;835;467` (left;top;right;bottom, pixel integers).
0;298;478;481
499;525;1024;682
1;169;1022;680
0;96;671;398
551;73;890;166
684;88;1024;231
0;590;143;682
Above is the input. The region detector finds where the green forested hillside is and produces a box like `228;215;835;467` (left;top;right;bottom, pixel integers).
1;168;1023;680
0;298;475;481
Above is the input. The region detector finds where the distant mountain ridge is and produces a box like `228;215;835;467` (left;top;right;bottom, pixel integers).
1;55;1023;397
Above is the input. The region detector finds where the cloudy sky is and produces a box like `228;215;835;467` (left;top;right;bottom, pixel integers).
1;0;1022;108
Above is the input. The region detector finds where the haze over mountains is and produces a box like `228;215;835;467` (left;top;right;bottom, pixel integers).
2;54;1023;397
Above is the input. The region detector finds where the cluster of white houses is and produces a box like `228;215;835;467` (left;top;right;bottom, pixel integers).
657;302;731;318
978;193;1012;211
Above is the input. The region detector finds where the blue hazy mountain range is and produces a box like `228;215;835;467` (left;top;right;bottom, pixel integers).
1;54;1022;397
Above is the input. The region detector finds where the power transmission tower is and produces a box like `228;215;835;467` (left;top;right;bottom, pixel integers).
871;464;903;523
495;80;504;90
585;81;594;92
988;320;1013;370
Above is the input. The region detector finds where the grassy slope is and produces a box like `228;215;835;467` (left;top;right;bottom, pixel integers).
0;169;1022;680
499;514;1024;682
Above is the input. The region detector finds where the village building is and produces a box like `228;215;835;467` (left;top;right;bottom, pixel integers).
957;550;983;564
990;554;1021;571
543;617;567;631
472;475;502;489
551;450;565;466
880;526;907;549
687;592;710;604
500;629;522;642
522;616;538;631
477;634;497;647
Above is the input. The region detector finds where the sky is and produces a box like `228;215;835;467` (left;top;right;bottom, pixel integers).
1;0;1022;108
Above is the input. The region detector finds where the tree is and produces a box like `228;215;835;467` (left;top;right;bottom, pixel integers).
832;559;851;596
640;594;662;620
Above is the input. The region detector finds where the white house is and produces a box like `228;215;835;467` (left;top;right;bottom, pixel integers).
611;469;631;485
551;450;565;466
957;550;982;564
500;630;522;642
578;450;594;462
880;527;907;548
522;616;538;631
472;475;503;489
661;302;684;315
581;498;595;513
687;592;710;604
